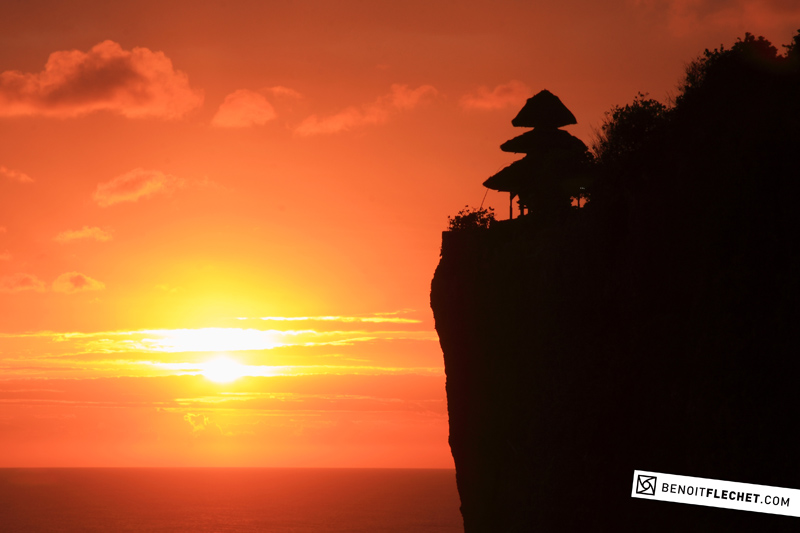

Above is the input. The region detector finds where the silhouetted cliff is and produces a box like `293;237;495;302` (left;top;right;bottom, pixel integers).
431;33;800;532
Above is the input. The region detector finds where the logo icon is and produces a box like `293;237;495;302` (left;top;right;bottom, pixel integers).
636;475;657;496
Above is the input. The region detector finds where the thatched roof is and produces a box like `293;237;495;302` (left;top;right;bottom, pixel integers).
482;158;533;193
483;153;593;193
511;90;577;129
500;128;588;155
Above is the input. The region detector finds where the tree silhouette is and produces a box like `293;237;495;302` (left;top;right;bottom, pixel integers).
593;93;668;175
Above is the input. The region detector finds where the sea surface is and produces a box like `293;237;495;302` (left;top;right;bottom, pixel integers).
0;468;463;532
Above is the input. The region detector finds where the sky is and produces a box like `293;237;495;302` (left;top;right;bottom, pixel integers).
1;0;799;467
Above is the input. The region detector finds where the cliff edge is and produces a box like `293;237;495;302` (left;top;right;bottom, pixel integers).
431;33;800;532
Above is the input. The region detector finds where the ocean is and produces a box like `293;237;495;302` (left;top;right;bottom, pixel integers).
0;468;463;532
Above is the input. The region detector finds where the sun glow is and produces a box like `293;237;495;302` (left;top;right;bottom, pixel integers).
142;328;289;352
201;356;250;383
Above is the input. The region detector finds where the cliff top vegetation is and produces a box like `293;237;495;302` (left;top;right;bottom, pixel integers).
446;206;495;231
447;30;800;231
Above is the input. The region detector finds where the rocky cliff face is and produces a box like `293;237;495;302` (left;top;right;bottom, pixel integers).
431;207;798;531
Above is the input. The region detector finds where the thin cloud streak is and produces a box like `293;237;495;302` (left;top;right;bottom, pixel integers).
94;168;184;207
252;315;422;324
0;358;444;381
460;80;531;110
54;226;112;243
0;165;34;183
266;86;303;99
0;327;438;356
294;84;437;135
630;0;800;35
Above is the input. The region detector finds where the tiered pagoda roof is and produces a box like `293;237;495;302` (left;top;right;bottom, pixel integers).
483;90;590;216
510;90;577;128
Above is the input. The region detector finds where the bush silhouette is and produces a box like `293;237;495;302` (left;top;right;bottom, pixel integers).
446;206;495;231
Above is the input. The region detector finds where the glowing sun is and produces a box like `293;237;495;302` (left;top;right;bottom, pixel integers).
201;356;249;383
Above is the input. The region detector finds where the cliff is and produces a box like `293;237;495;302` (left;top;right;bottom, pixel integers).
431;33;800;532
432;209;798;532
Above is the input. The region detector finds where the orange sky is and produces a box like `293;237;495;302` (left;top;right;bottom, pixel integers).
1;1;799;467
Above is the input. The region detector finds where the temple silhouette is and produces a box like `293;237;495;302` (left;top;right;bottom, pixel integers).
483;90;592;220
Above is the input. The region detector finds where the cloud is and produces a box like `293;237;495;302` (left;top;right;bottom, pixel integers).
631;0;800;35
211;89;276;127
12;327;437;356
54;226;112;243
0;40;203;119
0;250;10;261
183;412;209;431
52;272;105;294
94;168;183;207
385;84;438;110
183;412;222;436
253;315;422;324
0;165;33;183
0;273;46;293
294;83;437;136
0;226;6;233
460;80;531;110
266;86;303;99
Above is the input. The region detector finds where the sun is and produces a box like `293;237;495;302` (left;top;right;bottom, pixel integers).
201;356;249;383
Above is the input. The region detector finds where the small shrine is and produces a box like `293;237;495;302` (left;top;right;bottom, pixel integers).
483;90;591;219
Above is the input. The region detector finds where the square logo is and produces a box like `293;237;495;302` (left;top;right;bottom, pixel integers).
636;475;657;496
